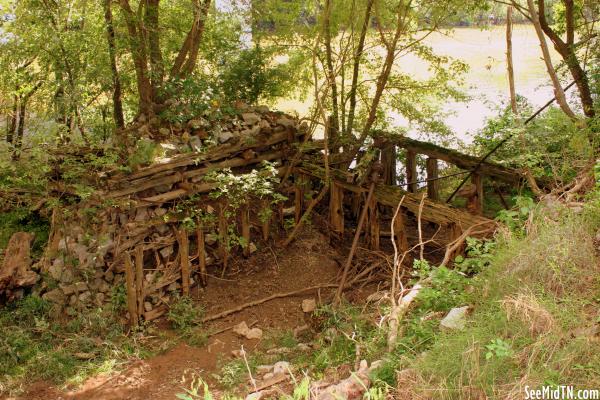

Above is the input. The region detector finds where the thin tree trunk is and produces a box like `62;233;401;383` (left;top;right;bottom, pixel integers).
506;6;518;114
13;82;42;159
145;0;164;91
344;0;374;141
119;0;153;116
345;3;408;168
171;0;212;78
6;94;18;144
537;0;595;118
104;0;125;129
527;0;576;119
323;0;340;140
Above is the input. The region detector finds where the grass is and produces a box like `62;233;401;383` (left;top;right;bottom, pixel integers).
399;194;600;399
0;295;155;396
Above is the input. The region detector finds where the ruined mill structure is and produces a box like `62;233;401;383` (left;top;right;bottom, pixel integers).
1;106;539;326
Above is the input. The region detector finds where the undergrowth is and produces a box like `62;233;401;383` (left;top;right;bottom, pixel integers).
0;295;154;395
398;194;600;399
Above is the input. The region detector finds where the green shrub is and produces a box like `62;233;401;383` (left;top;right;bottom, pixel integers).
167;296;204;332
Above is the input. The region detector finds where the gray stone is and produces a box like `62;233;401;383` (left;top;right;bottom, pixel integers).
154;207;168;217
95;292;105;305
160;246;174;259
43;288;66;304
159;127;170;136
205;234;218;246
72;243;89;264
249;242;258;254
189;136;203;152
69;294;78;306
144;301;153;312
217;130;235;143
241;112;260;125
276;116;295;128
246;328;263;340
135;207;149;222
74;282;88;292
60;284;77;296
256;365;273;374
302;298;316;313
49;259;64;280
79;291;92;303
273;361;290;376
60;268;74;284
104;270;114;282
255;105;270;114
187;118;208;130
160;142;178;156
440;306;469;331
156;224;170;235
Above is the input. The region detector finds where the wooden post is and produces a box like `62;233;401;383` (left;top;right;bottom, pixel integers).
393;208;409;256
196;224;207;286
468;173;484;216
294;173;305;224
329;182;344;235
241;204;251;257
381;146;397;186
178;228;190;296
218;203;229;277
260;199;270;241
426;158;439;201
448;223;465;262
368;196;380;250
405;149;417;193
124;253;138;327
134;247;144;319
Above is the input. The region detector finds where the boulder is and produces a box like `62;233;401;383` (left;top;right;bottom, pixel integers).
43;288;66;305
0;232;38;301
218;131;235;144
440;306;469;331
241;112;260;125
301;298;317;313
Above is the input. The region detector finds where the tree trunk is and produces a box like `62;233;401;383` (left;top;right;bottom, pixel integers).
344;0;374;141
527;0;576;119
145;0;164;92
323;0;340;140
104;0;125;130
119;0;154;116
6;94;18;144
537;0;595;118
506;6;518;114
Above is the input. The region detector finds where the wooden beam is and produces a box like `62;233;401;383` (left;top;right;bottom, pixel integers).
196;224;207;286
426;158;439;201
218;203;229;276
134;247;144;319
241;204;251;257
124;253;138;327
405;149;417;193
178;228;190;296
468;173;484;216
299;163;496;231
329;182;344;235
368;195;380;250
294;173;305;224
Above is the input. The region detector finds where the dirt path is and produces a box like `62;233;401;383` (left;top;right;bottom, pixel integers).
15;231;342;400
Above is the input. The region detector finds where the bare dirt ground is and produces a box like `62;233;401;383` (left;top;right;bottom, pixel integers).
13;229;346;400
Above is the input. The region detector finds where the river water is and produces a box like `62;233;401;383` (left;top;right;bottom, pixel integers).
277;24;572;143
